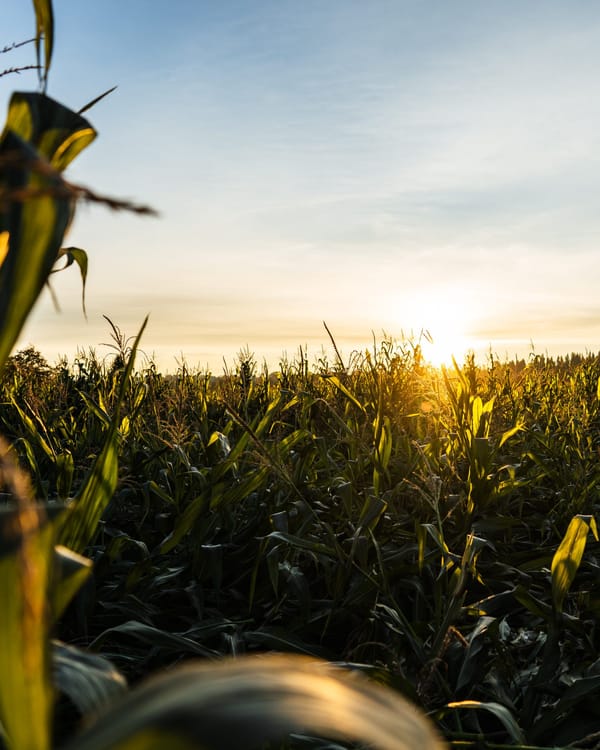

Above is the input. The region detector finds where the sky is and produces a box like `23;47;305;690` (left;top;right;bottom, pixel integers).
3;1;600;372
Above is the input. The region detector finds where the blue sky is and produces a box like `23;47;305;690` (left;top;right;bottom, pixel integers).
4;1;600;371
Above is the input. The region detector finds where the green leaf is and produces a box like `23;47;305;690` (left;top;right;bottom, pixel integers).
357;494;387;532
33;0;54;89
77;391;111;428
444;700;525;743
62;655;445;750
321;374;366;414
10;397;54;460
59;318;148;553
513;584;553;621
266;530;338;559
51;544;92;622
55;246;88;315
4;92;96;171
0;135;69;369
58;417;118;554
244;627;332;658
89;621;220;659
0;93;96;369
55;450;75;501
52;640;127;715
551;514;597;613
0;505;56;750
498;422;523;448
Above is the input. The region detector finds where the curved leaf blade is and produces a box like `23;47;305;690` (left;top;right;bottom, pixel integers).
64;655;445;750
52;640;127;716
0;504;56;750
444;700;524;743
33;0;54;89
0;93;96;369
551;514;598;613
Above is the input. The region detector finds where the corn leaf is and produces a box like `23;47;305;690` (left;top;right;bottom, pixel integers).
51;544;92;621
63;655;445;750
54;246;88;315
33;0;54;89
551;514;598;613
58;417;118;554
321;374;366;414
498;422;523;448
0;93;96;369
89;621;219;659
78;85;118;116
52;640;127;715
4;92;96;170
59;318;148;553
444;700;524;743
0;505;56;750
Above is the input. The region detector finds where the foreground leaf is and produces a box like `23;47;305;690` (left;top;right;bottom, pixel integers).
64;655;446;750
0;93;96;369
0;505;56;750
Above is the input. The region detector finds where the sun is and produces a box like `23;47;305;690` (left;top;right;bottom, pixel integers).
386;292;476;368
421;325;471;368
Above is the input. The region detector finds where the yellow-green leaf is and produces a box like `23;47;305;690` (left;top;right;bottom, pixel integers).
551;514;596;613
321;374;366;414
33;0;54;89
4;92;96;171
0;93;96;370
0;505;56;750
55;246;88;315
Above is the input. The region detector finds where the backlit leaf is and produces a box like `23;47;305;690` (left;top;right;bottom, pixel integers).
0;93;96;369
551;514;597;613
0;505;56;750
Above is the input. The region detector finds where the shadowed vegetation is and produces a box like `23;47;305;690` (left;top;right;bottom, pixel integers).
3;1;600;747
3;339;600;747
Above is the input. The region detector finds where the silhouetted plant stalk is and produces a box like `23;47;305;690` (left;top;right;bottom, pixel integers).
0;37;40;78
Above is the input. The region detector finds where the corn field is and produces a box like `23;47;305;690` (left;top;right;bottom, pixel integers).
2;2;600;749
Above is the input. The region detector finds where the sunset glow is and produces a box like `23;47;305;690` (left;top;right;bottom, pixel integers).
4;1;600;372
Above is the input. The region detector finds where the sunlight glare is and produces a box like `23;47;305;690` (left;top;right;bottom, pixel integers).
389;292;475;368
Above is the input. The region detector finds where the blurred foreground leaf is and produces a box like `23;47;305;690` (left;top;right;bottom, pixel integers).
0;507;55;750
0;92;96;369
64;655;446;750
